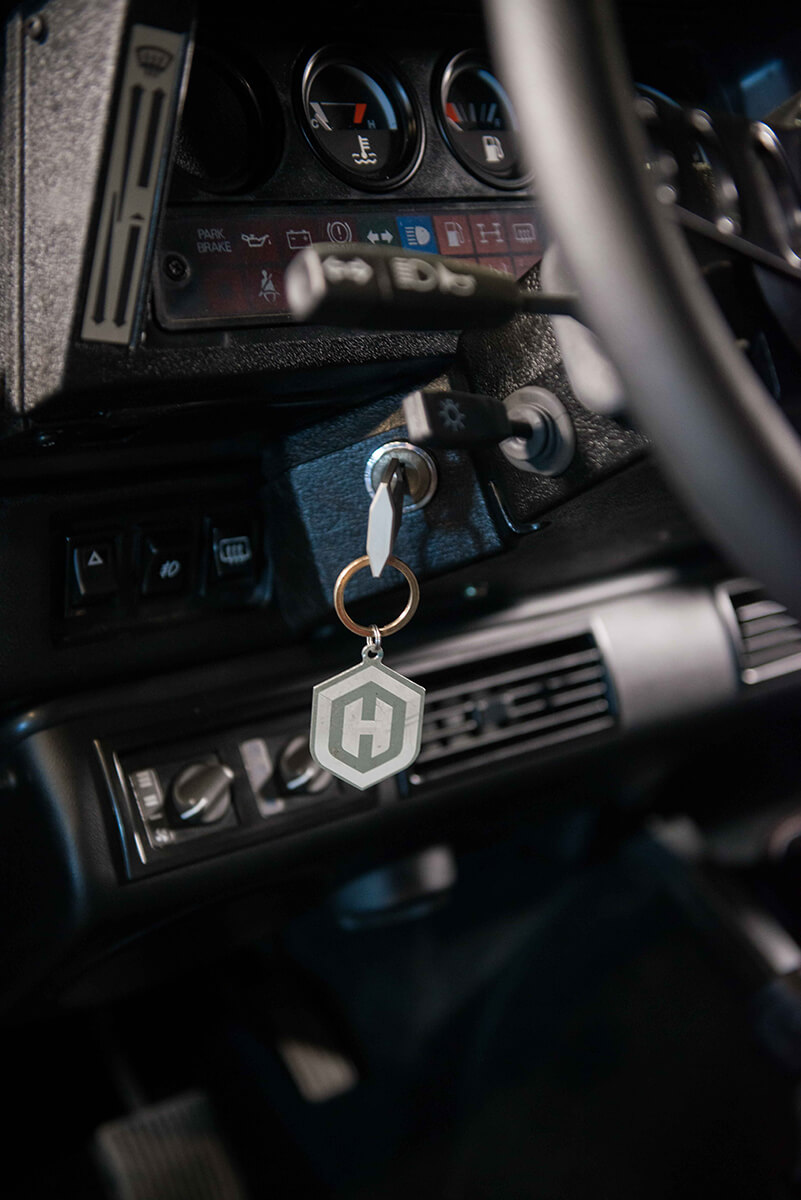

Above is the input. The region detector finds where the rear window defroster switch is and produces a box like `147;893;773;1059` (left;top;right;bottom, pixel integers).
211;522;256;580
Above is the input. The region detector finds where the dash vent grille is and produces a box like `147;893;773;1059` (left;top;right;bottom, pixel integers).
726;582;801;683
410;631;616;788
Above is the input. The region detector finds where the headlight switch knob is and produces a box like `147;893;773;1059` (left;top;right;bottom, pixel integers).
171;762;235;825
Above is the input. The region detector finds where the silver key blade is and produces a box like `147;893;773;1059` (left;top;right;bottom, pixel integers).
367;460;406;578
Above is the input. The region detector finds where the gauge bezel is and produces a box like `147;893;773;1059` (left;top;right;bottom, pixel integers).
636;90;742;235
297;47;424;192
173;45;282;196
684;109;742;237
751;121;801;266
434;50;530;190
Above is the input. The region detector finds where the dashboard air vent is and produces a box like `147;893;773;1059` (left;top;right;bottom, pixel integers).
410;631;616;788
725;581;801;684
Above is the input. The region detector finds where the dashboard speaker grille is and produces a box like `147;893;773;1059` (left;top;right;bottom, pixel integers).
725;581;801;684
409;631;616;788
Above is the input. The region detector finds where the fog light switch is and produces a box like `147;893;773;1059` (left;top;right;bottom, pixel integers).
142;532;193;597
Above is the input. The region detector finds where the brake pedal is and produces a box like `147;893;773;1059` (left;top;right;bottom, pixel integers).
94;1090;249;1200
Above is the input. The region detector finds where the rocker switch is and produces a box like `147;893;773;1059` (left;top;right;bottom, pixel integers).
72;541;118;600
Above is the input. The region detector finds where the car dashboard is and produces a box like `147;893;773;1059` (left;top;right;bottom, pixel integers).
1;0;801;1010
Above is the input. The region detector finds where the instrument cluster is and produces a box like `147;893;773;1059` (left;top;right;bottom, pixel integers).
637;85;801;271
172;44;530;201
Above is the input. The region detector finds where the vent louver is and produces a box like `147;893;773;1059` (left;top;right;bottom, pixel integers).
726;582;801;684
409;631;616;788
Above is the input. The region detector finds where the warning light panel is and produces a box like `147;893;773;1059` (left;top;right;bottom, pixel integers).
153;203;541;329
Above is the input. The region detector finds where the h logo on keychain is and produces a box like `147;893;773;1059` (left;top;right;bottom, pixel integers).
341;693;394;759
311;616;424;790
310;457;426;791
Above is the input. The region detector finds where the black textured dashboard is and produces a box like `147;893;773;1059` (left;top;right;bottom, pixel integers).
3;0;801;1014
2;0;795;703
2;0;798;423
1;3;544;420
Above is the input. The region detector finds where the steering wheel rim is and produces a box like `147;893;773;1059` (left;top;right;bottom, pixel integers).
486;0;801;616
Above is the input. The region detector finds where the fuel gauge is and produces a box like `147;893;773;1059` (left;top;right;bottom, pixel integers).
437;52;528;188
300;50;423;190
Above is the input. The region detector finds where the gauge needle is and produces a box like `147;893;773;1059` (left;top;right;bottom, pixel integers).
311;102;332;131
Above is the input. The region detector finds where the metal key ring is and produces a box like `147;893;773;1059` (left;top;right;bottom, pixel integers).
333;555;420;638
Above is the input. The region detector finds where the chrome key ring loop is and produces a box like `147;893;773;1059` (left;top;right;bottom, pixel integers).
367;624;382;652
333;555;420;638
363;624;384;661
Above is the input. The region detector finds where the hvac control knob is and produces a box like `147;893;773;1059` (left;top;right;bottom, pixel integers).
170;762;235;825
278;735;332;795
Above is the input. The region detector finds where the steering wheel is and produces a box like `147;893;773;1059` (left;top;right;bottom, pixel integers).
486;0;801;617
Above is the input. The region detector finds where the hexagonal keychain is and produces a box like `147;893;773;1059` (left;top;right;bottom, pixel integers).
310;555;426;791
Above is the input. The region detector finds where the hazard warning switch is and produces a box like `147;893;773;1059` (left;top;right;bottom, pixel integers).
72;541;118;599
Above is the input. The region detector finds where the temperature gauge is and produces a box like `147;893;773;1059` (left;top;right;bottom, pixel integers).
437;52;527;188
300;50;423;190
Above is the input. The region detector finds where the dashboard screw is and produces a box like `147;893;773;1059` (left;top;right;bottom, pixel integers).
24;14;47;41
163;254;189;283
